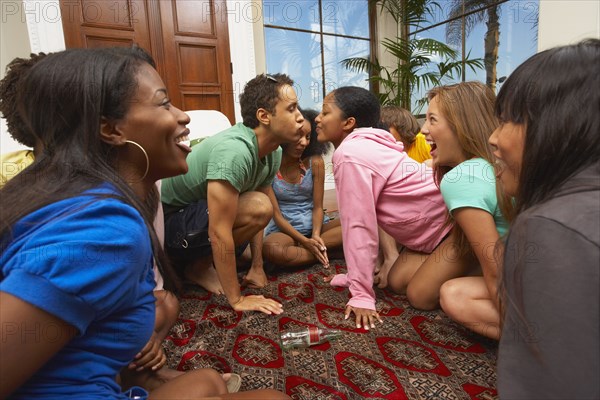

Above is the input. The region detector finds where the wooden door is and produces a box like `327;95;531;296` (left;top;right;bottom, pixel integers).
59;0;234;122
157;1;234;119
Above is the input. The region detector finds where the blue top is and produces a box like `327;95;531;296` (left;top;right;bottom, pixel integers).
265;159;329;236
440;158;508;237
1;184;156;399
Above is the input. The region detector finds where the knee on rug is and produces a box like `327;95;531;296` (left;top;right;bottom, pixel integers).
406;281;439;311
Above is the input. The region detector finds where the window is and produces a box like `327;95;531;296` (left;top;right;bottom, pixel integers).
263;0;373;110
410;0;539;109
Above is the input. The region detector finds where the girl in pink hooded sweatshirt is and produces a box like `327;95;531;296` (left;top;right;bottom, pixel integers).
316;87;468;330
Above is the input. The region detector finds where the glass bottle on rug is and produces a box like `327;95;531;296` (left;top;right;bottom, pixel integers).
280;326;342;350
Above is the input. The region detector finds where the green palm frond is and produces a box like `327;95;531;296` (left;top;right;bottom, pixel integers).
344;0;485;111
340;57;381;74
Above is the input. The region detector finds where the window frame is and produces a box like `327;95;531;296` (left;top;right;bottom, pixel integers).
262;0;377;102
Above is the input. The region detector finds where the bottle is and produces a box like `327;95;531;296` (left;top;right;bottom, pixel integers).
280;326;342;350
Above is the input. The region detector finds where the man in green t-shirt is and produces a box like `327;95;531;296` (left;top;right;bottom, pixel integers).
161;73;304;315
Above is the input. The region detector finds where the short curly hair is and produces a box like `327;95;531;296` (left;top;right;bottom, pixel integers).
0;52;48;148
300;108;331;158
240;73;294;128
380;106;420;146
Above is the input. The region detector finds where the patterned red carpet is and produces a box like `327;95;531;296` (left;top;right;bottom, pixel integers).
164;261;498;399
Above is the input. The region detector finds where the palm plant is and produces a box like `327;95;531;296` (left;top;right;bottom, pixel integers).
341;0;483;112
445;0;502;92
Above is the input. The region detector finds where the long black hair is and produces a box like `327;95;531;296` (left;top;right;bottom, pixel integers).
496;39;600;215
0;47;180;292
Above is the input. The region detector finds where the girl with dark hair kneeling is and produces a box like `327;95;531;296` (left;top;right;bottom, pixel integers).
490;39;599;398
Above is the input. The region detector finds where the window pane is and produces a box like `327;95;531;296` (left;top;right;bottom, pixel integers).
417;0;456;32
463;1;538;91
323;36;370;99
463;18;486;83
321;0;369;38
495;1;539;91
264;27;323;110
262;0;319;31
410;23;462;113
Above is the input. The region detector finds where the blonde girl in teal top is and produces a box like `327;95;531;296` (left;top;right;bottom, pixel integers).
421;81;512;340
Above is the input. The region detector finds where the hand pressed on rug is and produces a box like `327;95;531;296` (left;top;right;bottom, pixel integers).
345;305;383;331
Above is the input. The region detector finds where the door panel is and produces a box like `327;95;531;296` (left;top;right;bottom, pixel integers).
158;0;234;121
60;0;234;122
60;0;153;52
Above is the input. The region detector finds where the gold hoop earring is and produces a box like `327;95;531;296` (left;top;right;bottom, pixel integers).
125;140;149;181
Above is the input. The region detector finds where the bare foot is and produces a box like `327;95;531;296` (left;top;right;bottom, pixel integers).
185;263;224;295
242;265;268;288
374;257;395;289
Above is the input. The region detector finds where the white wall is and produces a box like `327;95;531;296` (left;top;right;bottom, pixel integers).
1;1;31;154
538;0;600;51
0;1;31;81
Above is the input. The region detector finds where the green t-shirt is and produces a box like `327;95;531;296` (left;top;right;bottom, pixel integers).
161;123;282;207
440;158;508;237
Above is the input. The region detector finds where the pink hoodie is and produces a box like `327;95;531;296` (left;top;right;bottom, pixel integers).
332;128;452;310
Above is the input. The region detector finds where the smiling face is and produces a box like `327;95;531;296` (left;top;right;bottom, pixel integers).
115;63;191;182
268;84;305;144
489;121;526;197
421;96;466;168
316;93;352;148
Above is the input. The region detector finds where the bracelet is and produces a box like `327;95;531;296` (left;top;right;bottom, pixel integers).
232;296;244;306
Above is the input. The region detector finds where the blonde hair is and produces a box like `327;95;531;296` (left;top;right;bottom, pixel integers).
428;81;514;249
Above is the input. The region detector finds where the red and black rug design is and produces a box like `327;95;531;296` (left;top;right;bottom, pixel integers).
164;262;498;399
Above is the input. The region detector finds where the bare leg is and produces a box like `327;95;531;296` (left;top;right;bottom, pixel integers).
263;233;316;267
149;368;227;399
320;219;343;260
386;248;429;294
320;218;343;249
184;257;224;295
263;219;343;268
374;227;400;289
440;276;500;340
154;290;180;341
121;368;185;392
216;390;291;399
148;368;290;399
232;192;272;288
406;229;475;310
184;191;271;299
237;245;252;267
242;229;268;288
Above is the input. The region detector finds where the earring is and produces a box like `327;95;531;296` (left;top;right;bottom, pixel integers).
125;140;150;181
